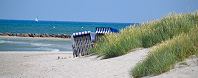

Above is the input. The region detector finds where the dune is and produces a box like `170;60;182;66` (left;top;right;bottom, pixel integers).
151;55;198;78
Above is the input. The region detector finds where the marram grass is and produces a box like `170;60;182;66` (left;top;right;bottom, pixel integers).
89;10;198;78
90;10;198;59
131;28;198;78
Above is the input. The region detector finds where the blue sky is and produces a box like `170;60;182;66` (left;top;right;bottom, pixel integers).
0;0;197;23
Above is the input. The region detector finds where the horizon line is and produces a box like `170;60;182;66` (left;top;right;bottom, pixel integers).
0;19;141;24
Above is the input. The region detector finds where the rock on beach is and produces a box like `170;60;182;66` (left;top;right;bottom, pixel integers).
0;33;3;36
23;33;29;37
0;32;71;39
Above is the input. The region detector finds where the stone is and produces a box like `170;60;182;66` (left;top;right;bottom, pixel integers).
0;33;3;36
40;34;44;37
20;33;24;37
27;33;31;36
4;32;9;36
29;33;34;37
16;33;20;36
4;32;8;34
43;35;47;37
65;35;71;38
49;34;56;37
34;33;40;37
61;36;65;38
39;34;42;37
23;33;29;37
56;34;61;38
10;33;13;36
8;33;12;36
55;34;58;37
49;34;54;37
12;33;17;36
61;34;67;38
49;34;52;37
44;33;49;37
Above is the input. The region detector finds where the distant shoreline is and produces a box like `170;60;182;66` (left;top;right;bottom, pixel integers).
0;36;71;40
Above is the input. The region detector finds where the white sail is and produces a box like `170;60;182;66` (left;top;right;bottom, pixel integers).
35;15;38;22
35;18;38;22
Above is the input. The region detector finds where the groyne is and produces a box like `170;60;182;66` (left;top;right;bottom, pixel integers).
0;32;71;38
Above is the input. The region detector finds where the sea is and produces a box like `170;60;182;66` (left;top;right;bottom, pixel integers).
0;20;135;51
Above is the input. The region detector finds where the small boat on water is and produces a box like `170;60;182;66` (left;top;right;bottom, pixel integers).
35;15;38;22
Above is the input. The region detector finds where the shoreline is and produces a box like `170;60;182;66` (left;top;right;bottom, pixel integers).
0;36;71;40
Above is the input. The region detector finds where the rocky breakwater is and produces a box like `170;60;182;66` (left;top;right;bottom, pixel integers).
0;32;71;39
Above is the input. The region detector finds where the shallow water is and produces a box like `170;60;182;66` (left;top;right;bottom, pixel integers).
0;38;72;51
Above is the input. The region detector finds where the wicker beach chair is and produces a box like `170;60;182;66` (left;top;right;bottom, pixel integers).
72;27;119;57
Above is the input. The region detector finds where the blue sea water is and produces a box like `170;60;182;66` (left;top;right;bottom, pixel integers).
0;20;134;35
0;20;135;51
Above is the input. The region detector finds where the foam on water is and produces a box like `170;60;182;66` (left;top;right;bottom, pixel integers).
0;39;28;44
6;41;27;44
0;38;72;51
30;43;52;47
0;40;6;43
36;47;60;52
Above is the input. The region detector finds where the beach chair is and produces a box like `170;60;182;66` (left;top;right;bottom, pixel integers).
71;31;95;57
72;27;119;57
94;27;119;43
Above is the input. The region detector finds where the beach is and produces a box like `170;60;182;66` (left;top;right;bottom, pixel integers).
0;48;151;78
1;1;197;78
0;48;197;78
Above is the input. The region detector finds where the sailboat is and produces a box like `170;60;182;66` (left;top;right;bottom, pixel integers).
35;15;38;22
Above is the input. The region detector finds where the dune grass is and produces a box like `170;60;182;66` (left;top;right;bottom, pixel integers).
89;10;198;77
90;11;198;59
131;28;198;77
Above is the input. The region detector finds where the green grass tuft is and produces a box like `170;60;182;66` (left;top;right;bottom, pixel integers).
179;62;188;65
131;30;197;77
89;10;198;77
90;11;198;59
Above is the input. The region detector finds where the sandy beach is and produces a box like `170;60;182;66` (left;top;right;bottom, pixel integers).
0;48;150;78
0;48;197;78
